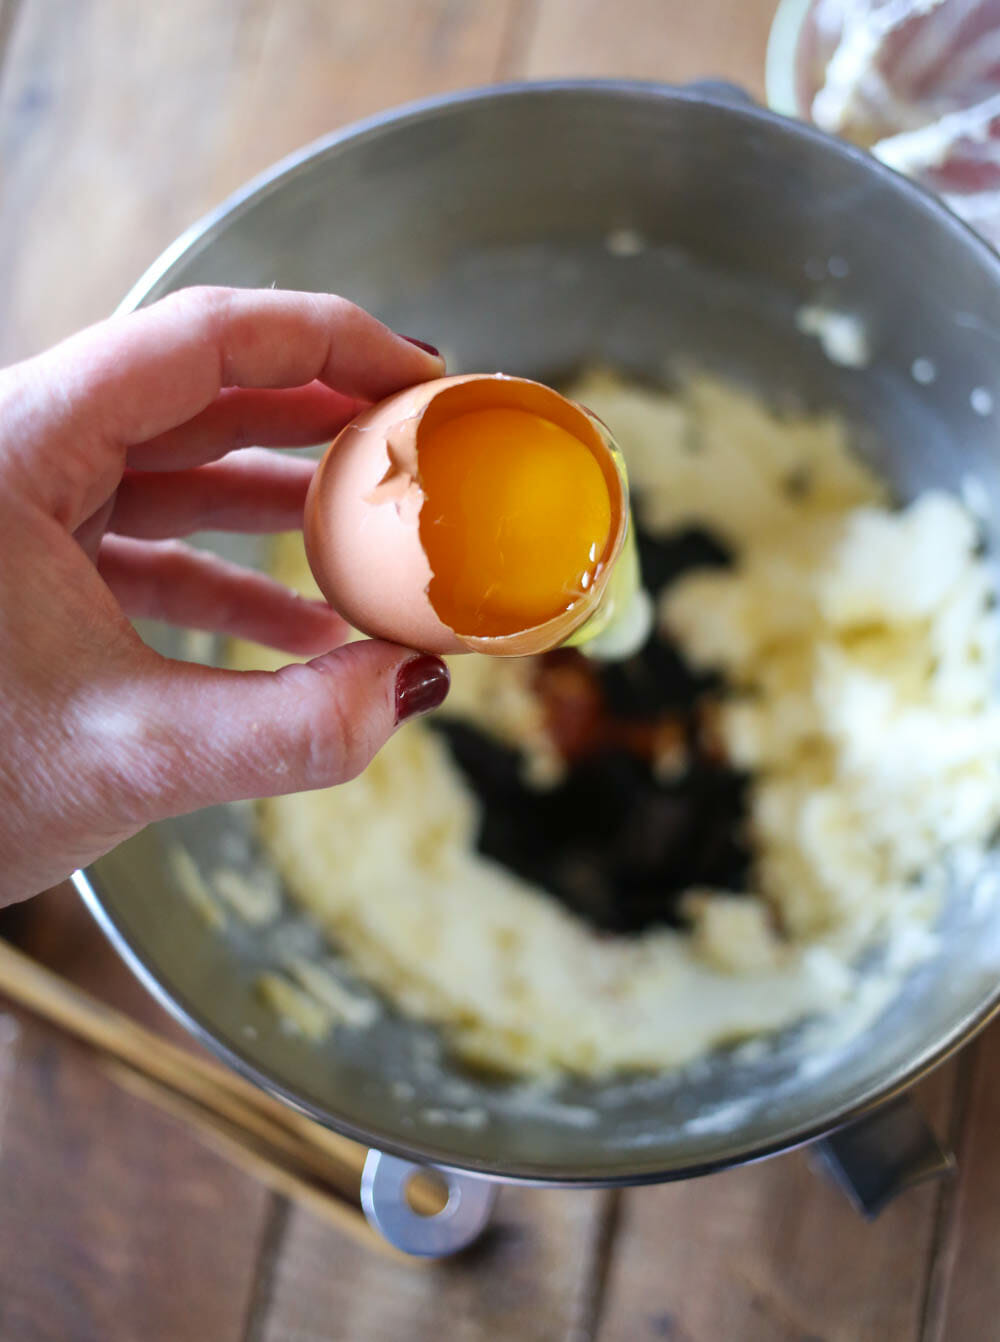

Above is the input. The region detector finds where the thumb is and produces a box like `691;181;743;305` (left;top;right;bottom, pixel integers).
129;641;450;818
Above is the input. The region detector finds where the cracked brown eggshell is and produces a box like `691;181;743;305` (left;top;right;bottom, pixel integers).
303;373;628;656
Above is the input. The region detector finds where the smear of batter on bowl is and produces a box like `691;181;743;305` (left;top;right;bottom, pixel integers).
229;371;1000;1078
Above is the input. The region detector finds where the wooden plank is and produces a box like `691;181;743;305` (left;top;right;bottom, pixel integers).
594;1066;958;1342
919;1019;1000;1342
0;0;520;365
0;0;250;362
519;0;777;101
255;1185;614;1342
212;0;522;196
0;1004;272;1342
0;890;279;1342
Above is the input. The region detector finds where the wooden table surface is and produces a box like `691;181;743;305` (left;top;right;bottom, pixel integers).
1;2;999;1338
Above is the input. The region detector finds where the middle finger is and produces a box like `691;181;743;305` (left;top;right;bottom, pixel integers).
109;449;317;539
126;381;363;471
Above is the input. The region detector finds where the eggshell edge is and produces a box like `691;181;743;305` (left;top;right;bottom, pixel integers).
304;373;628;657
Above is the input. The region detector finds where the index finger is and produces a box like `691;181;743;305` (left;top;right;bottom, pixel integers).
6;285;444;463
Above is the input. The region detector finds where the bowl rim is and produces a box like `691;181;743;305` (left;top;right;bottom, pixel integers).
766;0;814;118
84;75;1000;1185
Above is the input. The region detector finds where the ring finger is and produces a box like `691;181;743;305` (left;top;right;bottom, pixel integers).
98;534;350;656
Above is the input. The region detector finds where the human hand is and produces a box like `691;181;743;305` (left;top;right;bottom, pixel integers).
0;286;451;903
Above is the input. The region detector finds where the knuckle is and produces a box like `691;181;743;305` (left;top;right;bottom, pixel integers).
276;660;380;789
163;285;232;323
151;538;196;587
329;294;359;322
158;287;236;372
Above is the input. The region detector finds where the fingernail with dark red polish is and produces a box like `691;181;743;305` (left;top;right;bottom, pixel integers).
395;654;450;723
399;335;441;358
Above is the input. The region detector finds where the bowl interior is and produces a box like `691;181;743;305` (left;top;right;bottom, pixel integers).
85;84;1000;1181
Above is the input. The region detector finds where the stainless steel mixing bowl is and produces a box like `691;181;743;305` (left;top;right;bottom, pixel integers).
77;81;1000;1250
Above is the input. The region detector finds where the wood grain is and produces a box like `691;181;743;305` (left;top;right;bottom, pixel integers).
0;0;250;361
213;0;522;195
518;0;777;100
0;0;520;365
594;1066;958;1342
0;935;427;1218
0;1007;271;1342
255;1186;615;1342
919;1020;1000;1342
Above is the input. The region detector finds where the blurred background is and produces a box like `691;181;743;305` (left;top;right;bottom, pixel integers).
2;2;1000;1340
0;0;776;364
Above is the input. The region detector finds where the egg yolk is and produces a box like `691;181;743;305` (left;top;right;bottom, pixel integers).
418;407;613;637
